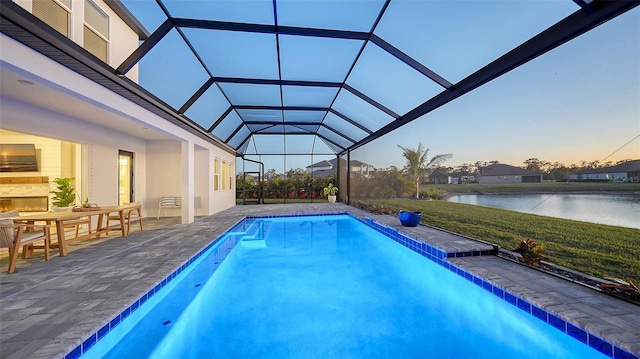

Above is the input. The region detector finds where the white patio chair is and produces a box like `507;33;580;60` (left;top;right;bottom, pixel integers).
157;197;181;219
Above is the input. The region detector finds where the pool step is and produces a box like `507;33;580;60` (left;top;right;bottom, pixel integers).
227;220;271;242
239;221;271;249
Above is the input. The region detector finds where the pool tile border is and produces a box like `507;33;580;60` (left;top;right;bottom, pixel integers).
362;217;638;359
67;212;638;359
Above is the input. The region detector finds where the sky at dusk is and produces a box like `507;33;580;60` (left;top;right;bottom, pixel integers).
352;8;639;170
122;1;639;172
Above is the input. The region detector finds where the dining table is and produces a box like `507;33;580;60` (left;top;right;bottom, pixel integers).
10;203;142;257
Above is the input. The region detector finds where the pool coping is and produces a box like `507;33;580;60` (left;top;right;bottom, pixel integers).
68;210;638;359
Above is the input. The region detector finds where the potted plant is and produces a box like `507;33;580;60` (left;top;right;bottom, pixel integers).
398;210;422;227
323;183;339;203
50;177;76;208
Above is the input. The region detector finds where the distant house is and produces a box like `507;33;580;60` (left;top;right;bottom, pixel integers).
306;158;373;177
569;160;640;182
430;170;451;184
478;164;542;184
430;171;475;184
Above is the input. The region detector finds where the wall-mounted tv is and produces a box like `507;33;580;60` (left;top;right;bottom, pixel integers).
0;144;39;172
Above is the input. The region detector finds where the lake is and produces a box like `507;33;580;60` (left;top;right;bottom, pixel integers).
447;193;640;229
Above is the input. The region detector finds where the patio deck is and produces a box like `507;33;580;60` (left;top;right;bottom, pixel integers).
0;203;638;358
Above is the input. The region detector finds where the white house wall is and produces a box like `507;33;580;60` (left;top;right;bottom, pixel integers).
1;34;237;222
570;172;629;181
479;176;522;184
146;140;181;218
194;145;209;216
87;142;118;206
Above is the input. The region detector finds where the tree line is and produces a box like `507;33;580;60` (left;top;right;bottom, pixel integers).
236;142;636;200
452;158;636;182
237;168;337;200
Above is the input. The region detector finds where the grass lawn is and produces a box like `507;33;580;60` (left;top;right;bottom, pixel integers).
358;198;639;284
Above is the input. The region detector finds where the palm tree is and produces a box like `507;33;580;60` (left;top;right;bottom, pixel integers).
398;143;452;199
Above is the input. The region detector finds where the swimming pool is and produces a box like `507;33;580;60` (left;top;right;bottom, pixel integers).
79;213;617;358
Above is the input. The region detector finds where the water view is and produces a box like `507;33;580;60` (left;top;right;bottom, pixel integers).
447;193;640;229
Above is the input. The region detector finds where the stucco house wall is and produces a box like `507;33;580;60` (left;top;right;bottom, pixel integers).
477;164;542;184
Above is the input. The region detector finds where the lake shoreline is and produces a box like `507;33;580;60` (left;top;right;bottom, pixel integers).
437;182;640;200
443;189;640;199
446;191;640;229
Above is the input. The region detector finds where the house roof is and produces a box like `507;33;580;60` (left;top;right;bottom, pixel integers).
307;160;333;169
0;1;637;157
479;164;542;177
430;170;449;178
307;158;371;169
575;160;640;174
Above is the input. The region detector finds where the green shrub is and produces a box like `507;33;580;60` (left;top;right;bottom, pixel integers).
419;186;444;200
50;177;76;207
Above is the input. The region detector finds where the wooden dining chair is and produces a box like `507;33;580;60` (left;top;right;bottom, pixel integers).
0;218;51;274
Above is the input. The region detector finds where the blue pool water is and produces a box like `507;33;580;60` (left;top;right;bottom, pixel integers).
83;214;611;358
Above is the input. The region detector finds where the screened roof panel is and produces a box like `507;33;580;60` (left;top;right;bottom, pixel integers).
227;125;251;148
106;0;634;156
257;125;285;134
282;86;339;107
247;124;275;132
283;125;309;134
283;110;326;123
279;35;364;82
374;1;578;83
332;89;395;133
277;0;386;32
319;138;345;154
183;29;279;79
284;135;314;154
237;139;251;155
218;83;282;106
322;112;369;142
293;124;320;134
162;0;275;25
236;109;282;122
139;29;209;110
211;110;243;140
253;134;285;154
242;137;257;155
184;85;230;129
346;42;444;114
311;137;335;155
117;0;166;34
317;126;353;149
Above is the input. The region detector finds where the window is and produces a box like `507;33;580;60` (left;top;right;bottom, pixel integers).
84;0;109;62
214;158;220;191
228;163;234;190
222;161;228;190
32;0;71;37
